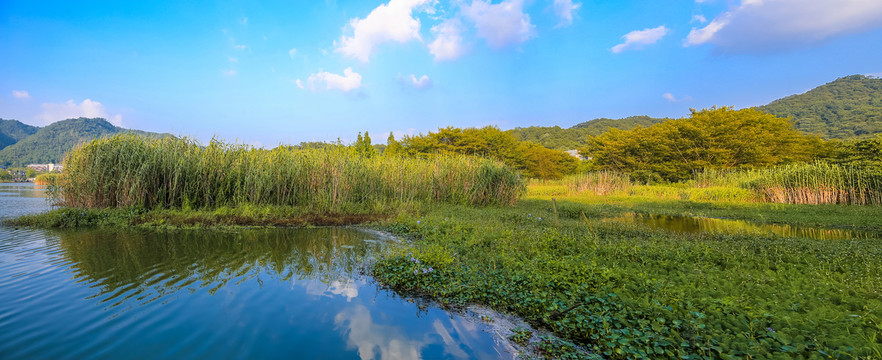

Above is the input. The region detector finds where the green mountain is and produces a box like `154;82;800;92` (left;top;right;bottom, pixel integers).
757;75;882;139
0;119;39;151
0;118;169;166
508;115;669;150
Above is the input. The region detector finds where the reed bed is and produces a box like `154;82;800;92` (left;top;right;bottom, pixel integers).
694;163;882;205
564;170;632;196
59;135;524;210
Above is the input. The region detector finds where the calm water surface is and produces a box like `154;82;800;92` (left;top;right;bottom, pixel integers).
605;212;879;240
0;183;512;359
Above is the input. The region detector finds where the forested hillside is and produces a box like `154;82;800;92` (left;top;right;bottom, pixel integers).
0;119;39;151
0;118;169;166
757;75;882;139
507;115;669;150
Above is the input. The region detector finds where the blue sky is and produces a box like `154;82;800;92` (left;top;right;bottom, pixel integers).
2;0;881;146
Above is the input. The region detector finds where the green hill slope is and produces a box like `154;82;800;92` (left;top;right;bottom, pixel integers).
0;118;169;166
757;75;882;139
0;119;39;151
508;115;669;150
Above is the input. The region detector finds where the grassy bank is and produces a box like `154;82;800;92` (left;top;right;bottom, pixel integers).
371;200;882;359
535;163;882;206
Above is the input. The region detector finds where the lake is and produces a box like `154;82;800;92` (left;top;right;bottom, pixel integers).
0;183;513;359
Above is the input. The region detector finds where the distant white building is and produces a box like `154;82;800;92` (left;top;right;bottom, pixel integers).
26;163;63;172
565;150;591;161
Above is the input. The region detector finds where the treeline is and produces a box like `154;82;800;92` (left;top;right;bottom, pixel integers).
380;127;580;179
581;107;882;183
506;115;668;150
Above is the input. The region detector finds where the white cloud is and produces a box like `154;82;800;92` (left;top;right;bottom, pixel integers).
428;19;466;61
663;92;693;102
400;74;432;91
336;0;429;62
691;14;707;24
222;69;237;76
552;0;581;27
289;48;298;58
867;72;882;78
12;90;30;99
36;99;123;126
234;44;247;50
229;57;238;63
611;25;669;53
462;0;535;48
241;17;248;25
685;0;882;52
301;68;363;92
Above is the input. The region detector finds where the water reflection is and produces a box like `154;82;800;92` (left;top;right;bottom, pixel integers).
57;228;382;307
2;222;511;358
607;213;877;240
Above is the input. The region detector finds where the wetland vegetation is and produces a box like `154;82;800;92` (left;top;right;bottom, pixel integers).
6;106;882;359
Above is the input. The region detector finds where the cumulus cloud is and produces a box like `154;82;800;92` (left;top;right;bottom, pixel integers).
234;44;247;50
36;99;123;126
691;14;707;23
552;0;581;27
399;74;432;91
685;0;882;52
288;48;297;58
462;0;535;48
12;90;30;99
663;92;693;102
221;69;237;76
336;0;429;62
611;25;669;53
428;19;466;61
300;68;363;92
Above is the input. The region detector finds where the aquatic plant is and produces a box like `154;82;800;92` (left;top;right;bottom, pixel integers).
59;134;524;210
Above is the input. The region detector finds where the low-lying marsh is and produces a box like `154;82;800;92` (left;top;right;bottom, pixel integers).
371;200;882;359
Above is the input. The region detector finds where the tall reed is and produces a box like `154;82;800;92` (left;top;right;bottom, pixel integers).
60;135;524;210
694;163;882;205
565;170;632;196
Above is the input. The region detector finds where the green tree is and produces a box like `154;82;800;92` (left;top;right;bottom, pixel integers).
401;126;579;179
384;133;403;156
582;107;820;181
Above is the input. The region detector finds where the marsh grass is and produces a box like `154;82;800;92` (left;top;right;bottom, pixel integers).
540;163;882;205
59;134;524;211
695;163;882;205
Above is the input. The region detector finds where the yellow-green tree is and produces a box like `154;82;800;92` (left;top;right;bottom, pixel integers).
401;126;579;179
581;107;821;181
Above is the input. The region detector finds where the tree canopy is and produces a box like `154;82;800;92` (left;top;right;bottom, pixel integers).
507;115;669;150
401;126;579;179
581;107;821;181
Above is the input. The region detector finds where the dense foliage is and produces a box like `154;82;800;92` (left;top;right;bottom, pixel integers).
401;126;579;179
0;119;39;151
582;107;821;181
60;134;524;210
373;201;882;359
0;117;168;166
508;116;669;150
758;75;882;139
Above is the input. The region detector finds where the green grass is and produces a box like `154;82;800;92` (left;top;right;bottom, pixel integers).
371;199;882;359
59;134;524;210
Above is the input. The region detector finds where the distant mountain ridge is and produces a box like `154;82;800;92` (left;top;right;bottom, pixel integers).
508;116;670;150
757;75;882;139
0;119;39;151
0;118;170;166
510;74;882;150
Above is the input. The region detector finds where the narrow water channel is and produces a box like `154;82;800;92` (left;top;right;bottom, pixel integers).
605;212;877;240
0;183;512;359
